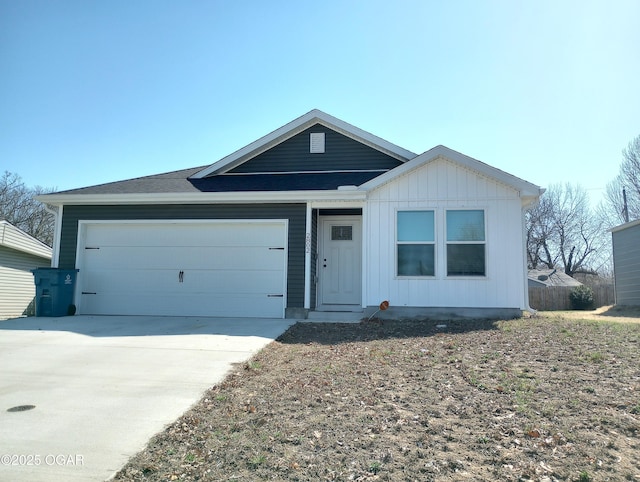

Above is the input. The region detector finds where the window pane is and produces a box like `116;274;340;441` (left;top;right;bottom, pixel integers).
398;244;435;276
331;225;352;241
447;244;485;276
398;211;434;242
447;210;485;241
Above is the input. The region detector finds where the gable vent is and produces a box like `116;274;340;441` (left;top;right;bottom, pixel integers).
310;132;325;153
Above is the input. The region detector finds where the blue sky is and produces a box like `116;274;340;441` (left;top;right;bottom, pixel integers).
1;0;638;207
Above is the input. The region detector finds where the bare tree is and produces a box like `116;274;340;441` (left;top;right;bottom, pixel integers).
526;188;558;268
0;171;56;246
526;183;608;277
604;134;640;224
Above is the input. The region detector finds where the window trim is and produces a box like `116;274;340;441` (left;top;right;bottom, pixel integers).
395;209;436;278
445;208;487;278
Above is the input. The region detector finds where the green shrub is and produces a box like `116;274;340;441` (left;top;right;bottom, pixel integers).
570;285;594;310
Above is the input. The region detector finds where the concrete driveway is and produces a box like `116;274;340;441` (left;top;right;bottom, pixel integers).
0;315;295;482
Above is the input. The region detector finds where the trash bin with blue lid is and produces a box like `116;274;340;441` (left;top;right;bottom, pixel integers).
32;268;79;317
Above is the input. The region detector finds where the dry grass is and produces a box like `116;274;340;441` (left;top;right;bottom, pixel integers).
537;305;640;324
114;311;640;481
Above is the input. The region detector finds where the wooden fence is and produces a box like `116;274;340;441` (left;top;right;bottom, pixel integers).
529;285;615;311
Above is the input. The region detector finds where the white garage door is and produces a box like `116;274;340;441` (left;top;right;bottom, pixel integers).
77;221;287;318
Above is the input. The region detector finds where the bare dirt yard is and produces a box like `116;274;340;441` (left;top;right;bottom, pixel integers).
115;307;640;481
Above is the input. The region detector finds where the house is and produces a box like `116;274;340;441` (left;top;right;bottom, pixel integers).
527;268;584;311
37;110;543;320
0;220;52;319
528;268;582;288
611;219;640;306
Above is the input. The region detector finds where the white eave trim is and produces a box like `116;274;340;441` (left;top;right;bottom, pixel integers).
191;109;418;179
359;145;543;200
36;189;367;206
610;218;640;233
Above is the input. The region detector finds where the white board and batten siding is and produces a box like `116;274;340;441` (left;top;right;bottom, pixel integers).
365;158;527;310
0;221;52;319
76;220;288;318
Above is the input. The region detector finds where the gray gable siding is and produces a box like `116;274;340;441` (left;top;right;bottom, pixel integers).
228;124;404;173
59;204;307;308
612;223;640;305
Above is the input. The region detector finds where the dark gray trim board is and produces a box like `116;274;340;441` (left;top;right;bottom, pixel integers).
60;204;307;309
310;209;319;311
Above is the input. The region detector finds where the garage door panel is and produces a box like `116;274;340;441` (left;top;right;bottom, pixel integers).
82;248;173;270
82;269;179;294
195;248;285;270
179;270;284;293
79;221;287;318
85;223;285;248
82;248;179;270
82;292;284;317
84;269;284;295
83;246;285;271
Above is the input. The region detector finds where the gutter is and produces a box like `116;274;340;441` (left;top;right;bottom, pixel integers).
518;185;545;316
36;188;368;206
521;199;541;316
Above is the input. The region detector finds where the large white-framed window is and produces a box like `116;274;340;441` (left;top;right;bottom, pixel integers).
446;209;486;276
396;210;435;277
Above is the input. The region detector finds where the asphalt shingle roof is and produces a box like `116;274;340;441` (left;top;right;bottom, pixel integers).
57;168;383;195
528;269;582;287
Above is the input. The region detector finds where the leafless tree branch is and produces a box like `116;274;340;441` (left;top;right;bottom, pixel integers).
526;183;609;277
0;171;56;246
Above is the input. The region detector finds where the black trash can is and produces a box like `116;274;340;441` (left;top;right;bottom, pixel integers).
32;268;79;317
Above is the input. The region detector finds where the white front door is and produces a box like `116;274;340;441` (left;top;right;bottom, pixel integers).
318;216;362;308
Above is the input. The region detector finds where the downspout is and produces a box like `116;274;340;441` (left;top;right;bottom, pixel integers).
522;193;544;316
43;203;62;268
